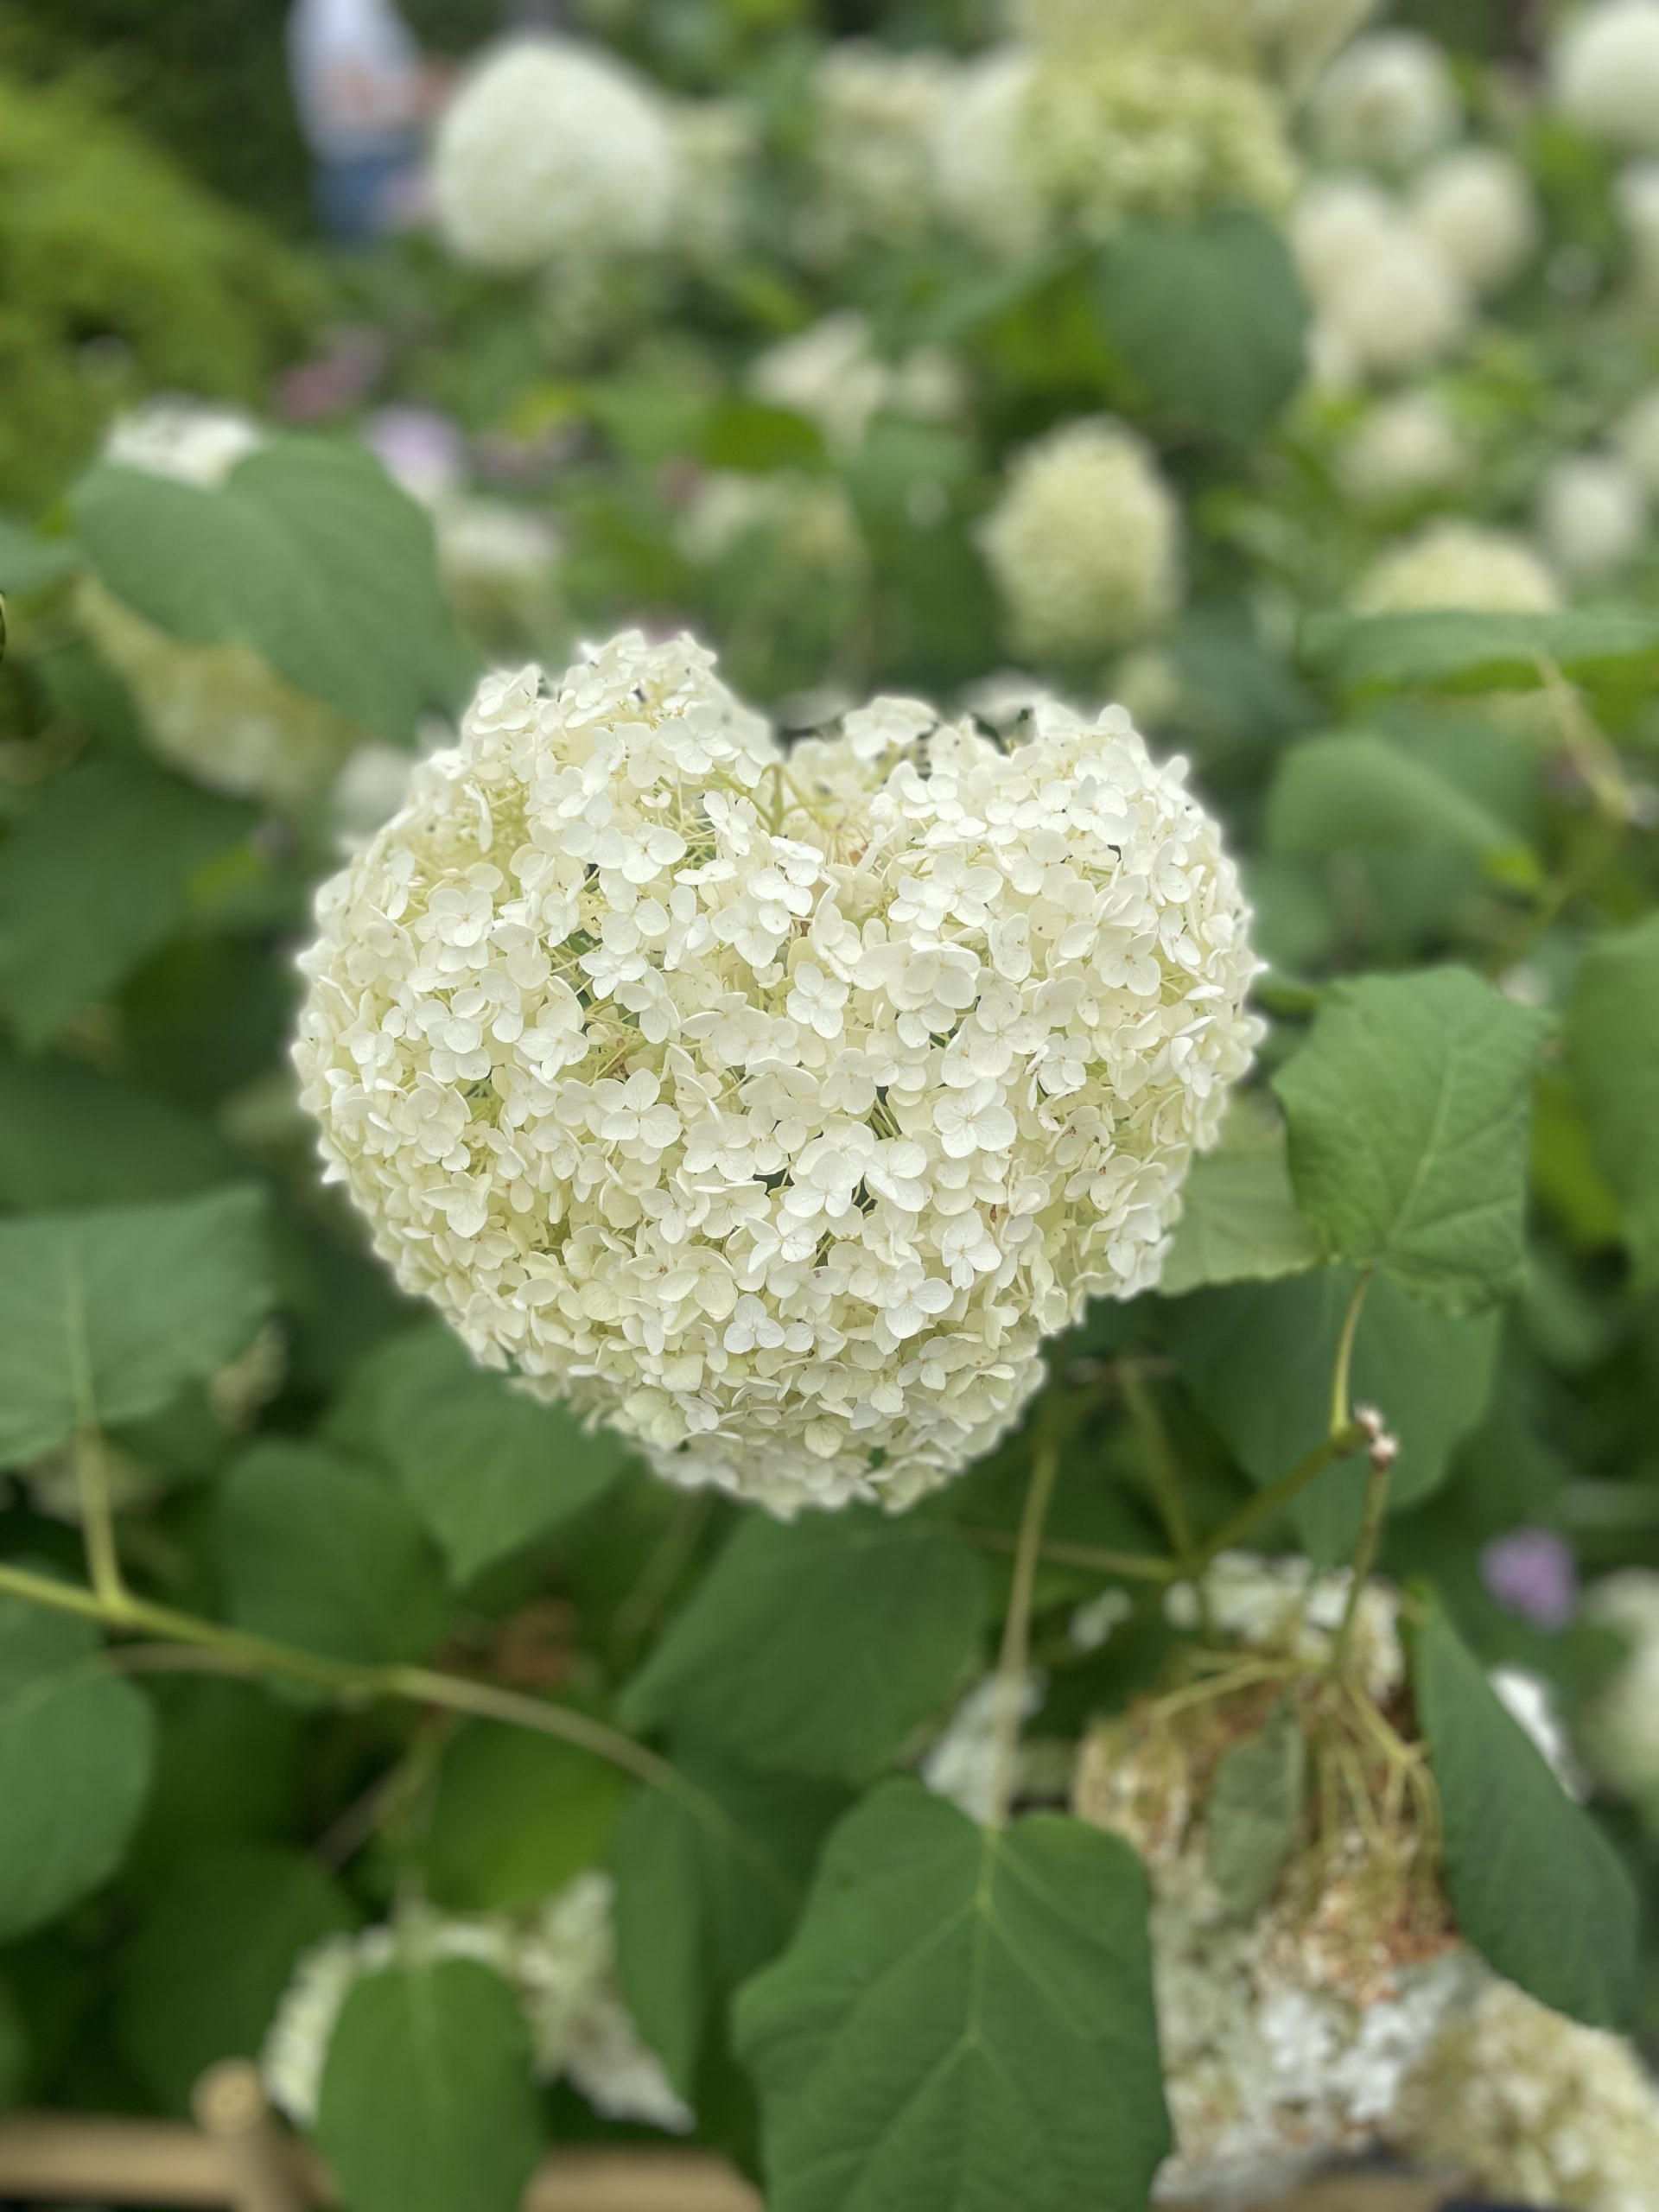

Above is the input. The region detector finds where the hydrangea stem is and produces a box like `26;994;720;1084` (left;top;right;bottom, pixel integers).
987;1431;1062;1829
0;1559;674;1796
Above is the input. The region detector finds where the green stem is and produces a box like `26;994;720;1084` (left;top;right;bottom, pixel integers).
1121;1368;1195;1570
0;1560;669;1796
987;1433;1061;1830
1330;1269;1373;1436
1191;1421;1368;1573
73;1424;126;1612
959;1527;1177;1584
1332;1447;1394;1677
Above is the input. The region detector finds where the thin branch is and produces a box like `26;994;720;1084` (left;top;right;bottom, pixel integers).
958;1526;1177;1584
987;1432;1061;1829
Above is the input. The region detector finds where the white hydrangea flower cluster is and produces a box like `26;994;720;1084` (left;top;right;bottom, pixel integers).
1535;453;1651;586
979;418;1184;665
1581;1570;1659;1810
432;36;678;275
1409;147;1541;301
1395;1979;1659;2211
263;1874;687;2135
294;632;1259;1516
1012;0;1374;94
1293;179;1472;387
79;401;363;807
804;43;957;263
927;48;1046;261
1018;46;1296;233
1354;520;1562;614
1309;30;1459;170
1340;391;1470;508
1555;0;1659;156
748;312;966;461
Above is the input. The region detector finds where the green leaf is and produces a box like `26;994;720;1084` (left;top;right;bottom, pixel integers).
1300;608;1659;696
1268;731;1539;885
1414;1604;1637;2029
0;1046;238;1212
215;1443;451;1667
0;753;256;1047
71;440;472;744
613;1755;846;2101
351;1327;631;1583
0;1596;154;1942
1161;1268;1501;1560
1096;211;1308;444
1274;969;1544;1314
622;1511;986;1783
1160;1100;1325;1297
1567;913;1659;1292
734;1783;1169;2212
315;1957;542;2212
0;518;79;595
1206;1702;1306;1917
423;1727;626;1914
0;1186;270;1466
699;399;826;471
118;1844;354;2111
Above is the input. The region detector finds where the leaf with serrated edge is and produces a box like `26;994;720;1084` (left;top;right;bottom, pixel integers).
737;1784;1168;2212
1274;969;1544;1313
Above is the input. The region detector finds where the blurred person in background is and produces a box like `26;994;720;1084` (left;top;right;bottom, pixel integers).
286;0;431;242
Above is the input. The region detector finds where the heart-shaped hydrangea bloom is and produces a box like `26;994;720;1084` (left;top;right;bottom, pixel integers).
294;632;1259;1514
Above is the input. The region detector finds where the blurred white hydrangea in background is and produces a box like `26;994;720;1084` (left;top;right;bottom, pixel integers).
433;37;678;274
1408;147;1540;300
294;633;1259;1515
1555;0;1659;155
1310;29;1459;169
1355;520;1562;614
1340;391;1470;506
979;417;1184;662
263;1874;687;2134
1535;452;1651;586
805;42;957;262
1292;179;1472;386
1581;1570;1659;1808
748;312;966;459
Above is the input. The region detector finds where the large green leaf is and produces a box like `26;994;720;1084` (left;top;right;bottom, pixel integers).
0;1599;154;1942
1567;913;1659;1292
1300;607;1659;696
215;1443;451;1667
118;1845;354;2111
1267;731;1539;883
1161;1268;1502;1560
622;1511;986;1783
1414;1605;1637;2029
0;518;79;595
351;1327;632;1583
1096;211;1308;444
423;1727;626;1914
1160;1101;1325;1297
72;440;471;744
1274;968;1544;1314
613;1755;846;2101
0;1186;270;1466
0;1046;238;1212
0;753;256;1047
315;1957;542;2212
734;1783;1169;2212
